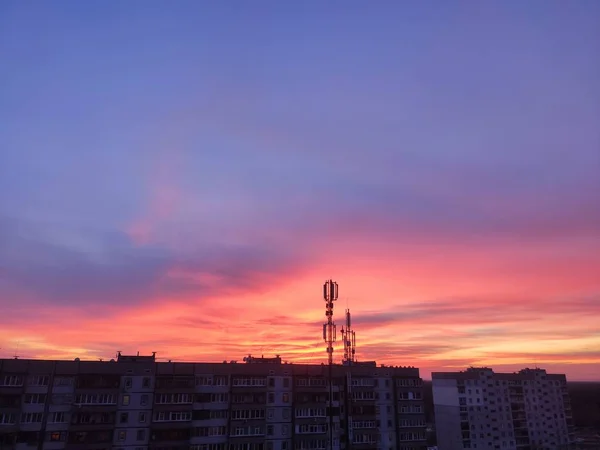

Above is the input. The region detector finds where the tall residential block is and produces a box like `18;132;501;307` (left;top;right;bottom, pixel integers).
432;367;574;450
0;354;427;450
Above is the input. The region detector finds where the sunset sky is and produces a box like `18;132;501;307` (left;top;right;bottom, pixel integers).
1;1;599;381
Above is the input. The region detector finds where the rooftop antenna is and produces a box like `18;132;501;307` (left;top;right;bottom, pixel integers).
13;342;20;360
323;279;338;450
323;279;338;366
341;308;356;365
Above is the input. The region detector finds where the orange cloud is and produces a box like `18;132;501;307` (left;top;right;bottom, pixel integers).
2;196;599;381
2;246;599;380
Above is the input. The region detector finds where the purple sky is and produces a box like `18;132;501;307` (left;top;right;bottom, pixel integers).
0;1;599;379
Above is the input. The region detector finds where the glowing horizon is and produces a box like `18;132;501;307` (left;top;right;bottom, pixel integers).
1;1;599;382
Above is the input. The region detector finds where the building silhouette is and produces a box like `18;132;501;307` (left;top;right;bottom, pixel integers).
0;354;427;450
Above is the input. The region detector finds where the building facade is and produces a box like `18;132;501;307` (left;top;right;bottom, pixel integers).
0;354;427;450
432;367;574;450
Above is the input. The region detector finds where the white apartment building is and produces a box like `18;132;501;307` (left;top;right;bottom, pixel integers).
432;367;573;450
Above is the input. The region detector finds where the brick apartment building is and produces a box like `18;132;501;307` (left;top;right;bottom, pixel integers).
0;353;427;450
432;367;574;450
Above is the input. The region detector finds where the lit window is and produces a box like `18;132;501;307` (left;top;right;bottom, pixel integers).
118;430;126;441
49;432;62;442
122;395;130;406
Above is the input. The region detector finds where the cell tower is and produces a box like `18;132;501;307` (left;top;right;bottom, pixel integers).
341;308;356;365
322;279;338;450
322;279;338;365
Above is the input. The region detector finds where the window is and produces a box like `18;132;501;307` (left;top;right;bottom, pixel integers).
142;377;151;388
136;429;145;441
232;377;267;387
352;420;376;429
29;375;50;386
0;375;23;386
351;377;375;387
193;426;227;437
49;431;66;442
76;393;116;405
155;393;194;404
214;375;228;386
231;426;264;437
122;395;130;406
269;378;275;387
283;408;290;419
140;394;149;406
296;377;326;387
267;425;274;436
210;410;228;419
24;393;47;404
231;409;265;420
283;393;290;403
282;425;289;435
0;413;16;424
282;443;288;450
268;393;275;403
267;409;274;419
283;378;290;387
296;408;326;418
139;412;146;423
54;376;73;386
352;391;376;401
154;411;192;422
50;412;66;423
298;424;328;434
118;430;126;441
125;377;132;388
21;413;43;423
120;412;128;424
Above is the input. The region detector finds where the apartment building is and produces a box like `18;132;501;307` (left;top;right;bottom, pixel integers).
0;354;427;450
432;367;574;450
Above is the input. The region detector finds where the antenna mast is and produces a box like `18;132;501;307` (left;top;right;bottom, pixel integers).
341;308;356;365
323;280;338;366
322;279;338;450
